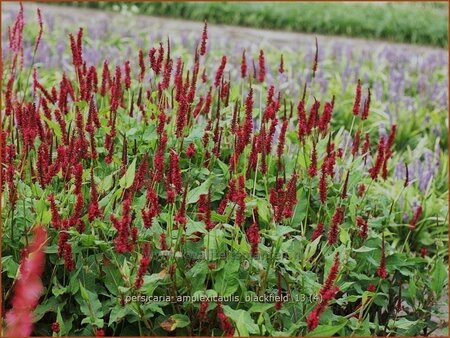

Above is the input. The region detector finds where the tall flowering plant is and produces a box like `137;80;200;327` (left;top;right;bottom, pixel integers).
1;5;447;337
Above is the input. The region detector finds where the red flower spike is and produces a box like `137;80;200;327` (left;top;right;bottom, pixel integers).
34;8;43;53
357;183;366;198
152;42;164;75
241;88;254;148
134;244;151;289
200;20;208;56
241;50;247;78
138;49;145;82
368;136;385;180
386;124;397;151
37;142;50;187
160;233;167;251
216;304;235;337
246;220;260;256
327;207;344;245
382;150;392;180
307;253;340;331
266;118;278;154
5;225;47;338
148;47;157;74
361;88;371;120
276;119;288;168
352;79;361;115
160;57;173;90
73;162;83;195
48;194;61;229
63;242;75;271
88;172;103;222
168;149;183;194
214;56;227;87
319;168;327;204
279;54;284;74
175;94;188;138
308;143;318;177
312;37;318;77
311;223;324;241
198;300;209;321
352;129;361;156
320;253;340;297
201;68;207;83
258;49;266;82
307;99;320;134
357;216;368;239
283;173;298;219
246;136;258;177
203;87;212;114
409;205;423;230
175;190;188;228
186;143;196;158
376;233;388;279
318;97;334;133
297;99;307;140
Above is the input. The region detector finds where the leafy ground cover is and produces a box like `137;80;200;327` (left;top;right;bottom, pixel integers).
65;1;449;48
1;3;448;337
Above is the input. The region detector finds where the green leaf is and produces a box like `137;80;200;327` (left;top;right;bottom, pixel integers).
56;307;66;336
109;305;132;326
79;282;89;301
217;159;229;176
353;246;377;253
390;318;426;336
256;198;271;224
276;226;298;236
431;258;447;296
119;158;137;189
160;314;190;331
339;227;350;245
170;314;190;328
214;259;240;296
77;288;104;325
248;303;274;313
223;306;259;336
104;265;122;296
307;320;348;336
99;174;114;192
186;220;208;236
2;256;19;278
187;177;214;204
304;236;321;262
34;297;61;322
43;117;62;139
408;278;416;301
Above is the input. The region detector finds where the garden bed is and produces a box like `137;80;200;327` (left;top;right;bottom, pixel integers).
1;3;448;337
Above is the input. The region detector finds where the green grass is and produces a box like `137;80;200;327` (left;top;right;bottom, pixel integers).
63;1;448;48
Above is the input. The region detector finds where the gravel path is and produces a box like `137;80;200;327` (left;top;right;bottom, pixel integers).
2;2;447;56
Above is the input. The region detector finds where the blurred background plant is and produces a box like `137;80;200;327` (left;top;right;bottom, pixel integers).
62;1;449;48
